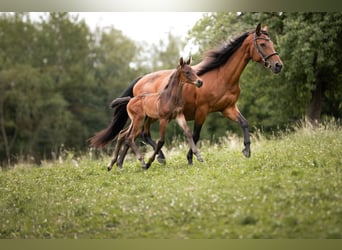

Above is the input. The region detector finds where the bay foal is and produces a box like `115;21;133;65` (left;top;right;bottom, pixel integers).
108;57;204;170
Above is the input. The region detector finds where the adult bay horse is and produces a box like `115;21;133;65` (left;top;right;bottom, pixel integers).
90;23;283;164
107;57;203;170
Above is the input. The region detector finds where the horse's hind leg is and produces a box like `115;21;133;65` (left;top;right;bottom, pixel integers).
126;137;146;168
122;116;146;169
117;143;130;169
237;113;251;158
107;127;130;171
223;106;251;158
141;117;166;164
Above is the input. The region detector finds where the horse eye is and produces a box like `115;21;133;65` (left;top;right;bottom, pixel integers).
260;43;266;48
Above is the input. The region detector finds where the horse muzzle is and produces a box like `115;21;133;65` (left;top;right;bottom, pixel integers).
195;79;203;88
269;61;283;74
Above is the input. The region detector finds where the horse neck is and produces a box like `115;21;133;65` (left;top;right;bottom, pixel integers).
194;35;253;86
162;70;184;107
221;35;253;84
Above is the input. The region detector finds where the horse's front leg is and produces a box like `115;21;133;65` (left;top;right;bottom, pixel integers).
186;108;208;165
186;123;203;165
141;117;166;164
144;119;168;170
176;114;203;163
223;107;251;158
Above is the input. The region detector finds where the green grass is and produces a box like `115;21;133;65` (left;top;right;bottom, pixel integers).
1;123;342;238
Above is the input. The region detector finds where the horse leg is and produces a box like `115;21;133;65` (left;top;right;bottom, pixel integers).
117;143;130;169
141;117;166;164
126;116;147;168
107;126;130;171
176;115;203;163
223;107;251;158
237;113;251;158
186;108;208;165
186;123;203;165
144;119;168;170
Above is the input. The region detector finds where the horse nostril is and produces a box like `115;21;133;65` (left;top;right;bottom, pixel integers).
196;80;203;87
274;62;283;73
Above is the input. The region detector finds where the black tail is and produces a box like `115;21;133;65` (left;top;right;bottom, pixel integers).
89;76;143;148
110;96;131;109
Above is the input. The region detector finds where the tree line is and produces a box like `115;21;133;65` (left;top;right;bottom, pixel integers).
1;12;341;165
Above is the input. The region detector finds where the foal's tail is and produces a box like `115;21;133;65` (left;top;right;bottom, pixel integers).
110;96;131;109
89;76;142;148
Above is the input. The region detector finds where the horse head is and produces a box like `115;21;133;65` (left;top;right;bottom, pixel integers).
178;57;203;88
251;23;283;74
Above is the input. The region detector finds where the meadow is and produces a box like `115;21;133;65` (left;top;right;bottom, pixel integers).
0;123;341;239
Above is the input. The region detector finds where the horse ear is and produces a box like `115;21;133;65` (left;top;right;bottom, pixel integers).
186;56;192;65
263;25;268;33
179;57;184;66
256;23;261;35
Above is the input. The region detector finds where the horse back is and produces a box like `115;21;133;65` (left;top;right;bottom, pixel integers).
133;70;173;96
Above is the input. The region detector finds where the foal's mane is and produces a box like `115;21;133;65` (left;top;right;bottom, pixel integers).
164;67;179;90
197;31;250;76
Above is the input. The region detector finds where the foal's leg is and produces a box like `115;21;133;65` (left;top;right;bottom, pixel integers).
222;106;251;158
144;119;168;170
141;117;166;164
107;126;130;171
176;114;203;163
125;118;147;168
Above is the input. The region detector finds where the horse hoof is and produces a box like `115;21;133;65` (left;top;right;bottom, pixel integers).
242;148;251;158
187;156;193;165
107;166;112;172
142;163;150;170
193;152;203;162
157;155;166;165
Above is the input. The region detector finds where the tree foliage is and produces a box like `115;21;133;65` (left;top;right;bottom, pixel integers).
0;13;140;164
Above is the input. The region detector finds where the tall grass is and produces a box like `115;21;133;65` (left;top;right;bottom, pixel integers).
0;122;341;238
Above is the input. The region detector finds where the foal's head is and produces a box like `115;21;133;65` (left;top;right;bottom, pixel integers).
178;57;203;88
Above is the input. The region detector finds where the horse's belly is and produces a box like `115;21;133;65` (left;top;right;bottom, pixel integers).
142;96;160;119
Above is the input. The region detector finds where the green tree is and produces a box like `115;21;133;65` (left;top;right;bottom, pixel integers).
0;12;142;164
0;65;71;164
92;27;140;95
279;12;342;124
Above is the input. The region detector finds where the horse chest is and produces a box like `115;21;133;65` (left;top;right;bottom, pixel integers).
212;90;240;111
158;100;183;119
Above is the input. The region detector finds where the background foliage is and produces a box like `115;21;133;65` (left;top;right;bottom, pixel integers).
0;12;341;165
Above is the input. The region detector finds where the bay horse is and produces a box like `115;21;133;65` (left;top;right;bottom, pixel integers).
107;57;203;170
90;23;283;165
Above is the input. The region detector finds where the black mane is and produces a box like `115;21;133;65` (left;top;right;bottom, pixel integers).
197;32;250;76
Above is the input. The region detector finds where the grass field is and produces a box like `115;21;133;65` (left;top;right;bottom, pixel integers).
1;123;341;238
